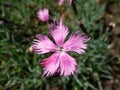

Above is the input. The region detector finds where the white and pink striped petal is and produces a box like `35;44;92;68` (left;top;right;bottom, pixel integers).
32;34;57;54
40;52;77;77
40;52;60;76
59;52;77;76
50;19;69;46
63;32;90;54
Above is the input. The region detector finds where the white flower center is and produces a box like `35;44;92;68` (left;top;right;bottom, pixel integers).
57;46;64;52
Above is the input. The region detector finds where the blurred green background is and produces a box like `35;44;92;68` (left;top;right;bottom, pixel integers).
0;0;119;90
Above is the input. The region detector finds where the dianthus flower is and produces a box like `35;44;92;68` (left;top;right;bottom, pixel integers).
37;8;49;22
31;19;89;77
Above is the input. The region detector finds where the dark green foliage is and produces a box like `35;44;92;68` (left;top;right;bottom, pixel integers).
0;0;112;90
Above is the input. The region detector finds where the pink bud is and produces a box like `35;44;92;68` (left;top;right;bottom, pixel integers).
58;0;74;5
37;8;49;22
69;0;74;4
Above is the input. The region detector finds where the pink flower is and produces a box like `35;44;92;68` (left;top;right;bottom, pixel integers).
37;8;49;22
31;19;89;77
59;0;74;5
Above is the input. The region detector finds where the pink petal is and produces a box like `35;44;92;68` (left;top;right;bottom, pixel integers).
63;32;90;54
40;52;77;77
59;52;77;76
68;0;73;4
58;0;64;5
40;52;60;76
50;19;69;46
32;34;57;54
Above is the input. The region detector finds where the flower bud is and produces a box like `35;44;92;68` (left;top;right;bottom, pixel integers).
37;8;49;22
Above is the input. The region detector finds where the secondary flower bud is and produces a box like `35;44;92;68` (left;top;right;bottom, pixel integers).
58;0;74;5
37;8;49;22
78;21;89;36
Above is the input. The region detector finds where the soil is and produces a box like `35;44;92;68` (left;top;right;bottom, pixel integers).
101;0;120;90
